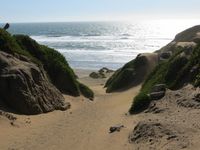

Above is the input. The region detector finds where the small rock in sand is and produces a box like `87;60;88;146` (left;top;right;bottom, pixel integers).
109;124;124;133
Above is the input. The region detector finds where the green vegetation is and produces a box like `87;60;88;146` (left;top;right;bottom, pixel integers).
129;92;150;114
0;29;32;58
129;45;200;114
79;82;94;100
105;55;148;93
0;29;94;99
14;35;79;96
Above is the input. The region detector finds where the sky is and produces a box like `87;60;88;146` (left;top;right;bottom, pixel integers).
1;0;200;22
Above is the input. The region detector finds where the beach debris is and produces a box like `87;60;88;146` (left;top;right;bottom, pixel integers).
109;124;124;133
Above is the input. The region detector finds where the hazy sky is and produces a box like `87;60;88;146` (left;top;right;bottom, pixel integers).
1;0;200;22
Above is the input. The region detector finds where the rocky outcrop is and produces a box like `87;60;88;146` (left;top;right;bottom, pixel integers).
128;121;187;150
89;67;114;79
14;34;94;100
156;25;200;55
90;72;106;79
0;51;70;115
129;121;178;144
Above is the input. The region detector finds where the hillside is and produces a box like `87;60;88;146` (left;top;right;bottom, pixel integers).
129;25;200;114
105;25;200;94
0;29;94;114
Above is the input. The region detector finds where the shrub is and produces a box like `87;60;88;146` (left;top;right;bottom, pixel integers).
106;68;136;93
129;45;200;114
0;29;33;59
79;83;94;100
14;35;80;96
129;92;151;114
105;55;148;93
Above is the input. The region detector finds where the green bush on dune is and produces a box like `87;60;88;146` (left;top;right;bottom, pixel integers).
0;29;33;59
14;35;79;96
0;29;94;100
129;92;150;114
105;55;148;93
106;68;136;93
79;82;94;100
129;45;200;114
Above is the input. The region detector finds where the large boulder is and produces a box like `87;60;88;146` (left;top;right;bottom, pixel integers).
0;51;70;115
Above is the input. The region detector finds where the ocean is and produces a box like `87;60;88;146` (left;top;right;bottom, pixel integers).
6;20;200;70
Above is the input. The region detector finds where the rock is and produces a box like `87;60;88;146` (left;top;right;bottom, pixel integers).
149;91;165;100
109;124;124;133
0;110;17;121
0;51;70;115
160;52;171;60
149;84;166;100
129;121;177;144
99;67;114;74
145;102;166;114
89;72;102;79
151;84;166;93
89;67;113;79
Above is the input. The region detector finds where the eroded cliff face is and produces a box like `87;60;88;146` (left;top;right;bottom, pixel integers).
0;51;70;115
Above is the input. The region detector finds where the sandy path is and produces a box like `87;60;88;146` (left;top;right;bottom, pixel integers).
0;76;141;150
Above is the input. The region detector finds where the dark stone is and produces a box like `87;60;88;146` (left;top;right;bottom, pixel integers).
99;67;114;74
149;91;165;100
151;84;166;93
89;72;101;79
160;52;171;59
109;125;124;133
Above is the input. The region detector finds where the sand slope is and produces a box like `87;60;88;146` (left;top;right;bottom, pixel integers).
0;72;141;150
129;85;200;150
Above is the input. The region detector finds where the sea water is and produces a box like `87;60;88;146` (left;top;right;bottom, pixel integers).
6;20;200;70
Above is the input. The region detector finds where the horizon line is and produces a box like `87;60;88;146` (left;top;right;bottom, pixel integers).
1;18;200;24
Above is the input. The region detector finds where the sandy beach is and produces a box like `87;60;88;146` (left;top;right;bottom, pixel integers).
0;69;141;150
